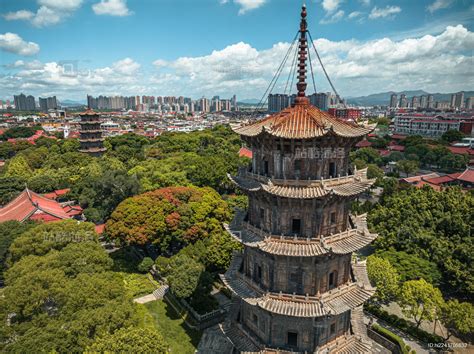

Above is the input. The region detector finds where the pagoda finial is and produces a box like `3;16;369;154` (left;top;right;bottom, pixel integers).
296;4;309;104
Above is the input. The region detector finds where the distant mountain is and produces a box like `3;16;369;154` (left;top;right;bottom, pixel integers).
60;99;86;107
346;90;474;106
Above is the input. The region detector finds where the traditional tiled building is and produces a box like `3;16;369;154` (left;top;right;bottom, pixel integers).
220;5;378;353
78;109;106;156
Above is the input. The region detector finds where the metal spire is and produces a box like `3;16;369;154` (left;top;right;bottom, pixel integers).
296;4;309;104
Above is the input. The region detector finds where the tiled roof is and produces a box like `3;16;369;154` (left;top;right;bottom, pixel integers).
0;189;71;223
457;167;474;183
233;102;374;139
228;168;375;200
221;254;375;318
225;213;377;257
320;335;372;354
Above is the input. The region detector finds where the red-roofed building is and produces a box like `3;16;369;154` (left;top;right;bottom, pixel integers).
238;146;253;159
388;144;405;152
43;188;71;201
355;139;372;148
456;167;474;188
0;189;71;223
95;224;105;234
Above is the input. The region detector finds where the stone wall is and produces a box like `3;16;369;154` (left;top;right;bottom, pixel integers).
239;301;351;351
247;193;350;238
242;248;351;295
245;135;356;180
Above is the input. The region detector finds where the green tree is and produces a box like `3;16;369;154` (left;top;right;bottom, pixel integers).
396;159;419;177
366;255;400;304
137;257;154;273
441;129;465;143
7;219;97;265
106;186;230;252
5;155;33;179
87;327;168;353
0;220;37;283
398;279;444;328
167;254;204;299
440;299;474;340
350;147;383;166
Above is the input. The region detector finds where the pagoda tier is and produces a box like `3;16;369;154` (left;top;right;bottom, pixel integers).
221;253;374;317
233;103;374;139
228;166;375;199
225;212;377;257
78;109;106;156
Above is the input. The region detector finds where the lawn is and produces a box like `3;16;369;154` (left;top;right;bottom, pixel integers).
136;300;202;354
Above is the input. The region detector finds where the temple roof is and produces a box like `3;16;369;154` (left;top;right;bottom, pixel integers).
225;212;378;257
228;167;375;199
233;103;374;140
220;252;375;318
0;188;71;223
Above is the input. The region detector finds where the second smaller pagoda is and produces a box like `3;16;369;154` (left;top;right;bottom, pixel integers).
78;110;106;156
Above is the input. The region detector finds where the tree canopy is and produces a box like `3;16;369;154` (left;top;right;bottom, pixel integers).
106;186;231;252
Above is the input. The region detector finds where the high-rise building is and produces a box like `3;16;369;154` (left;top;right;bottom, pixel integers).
232;94;238;111
427;94;435;109
14;93;36;111
199;97;210;112
221;99;231;111
220;7;377;352
411;96;419;109
389;93;398;108
466;97;474;110
309;92;329;111
450;94;456;108
455;91;465;109
399;94;407;108
78;110;106;156
420;95;427;109
211;98;221;112
268;93;290;112
39;96;58;112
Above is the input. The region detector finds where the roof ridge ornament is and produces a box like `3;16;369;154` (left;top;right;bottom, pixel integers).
295;4;309;105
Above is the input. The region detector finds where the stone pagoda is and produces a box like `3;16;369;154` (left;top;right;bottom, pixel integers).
220;5;378;353
78;109;106;156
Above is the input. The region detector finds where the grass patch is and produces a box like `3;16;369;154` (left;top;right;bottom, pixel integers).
136;301;202;354
121;272;159;298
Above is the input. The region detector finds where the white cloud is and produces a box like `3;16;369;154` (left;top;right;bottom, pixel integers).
234;0;267;15
427;0;454;13
1;26;473;100
359;0;370;5
320;10;345;24
0;33;40;56
3;10;34;21
38;0;83;11
369;5;401;19
153;59;169;68
4;0;83;27
92;0;132;17
348;11;363;19
321;0;343;13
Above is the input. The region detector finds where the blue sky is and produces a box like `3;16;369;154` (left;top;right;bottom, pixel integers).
0;0;473;101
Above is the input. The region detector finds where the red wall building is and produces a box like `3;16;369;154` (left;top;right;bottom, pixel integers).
328;108;361;121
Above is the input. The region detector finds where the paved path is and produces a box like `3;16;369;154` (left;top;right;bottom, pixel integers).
133;293;156;304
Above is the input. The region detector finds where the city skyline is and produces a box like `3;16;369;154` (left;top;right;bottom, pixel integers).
1;0;473;101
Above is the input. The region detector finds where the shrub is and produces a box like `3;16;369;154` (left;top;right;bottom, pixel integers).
137;257;154;273
372;323;409;354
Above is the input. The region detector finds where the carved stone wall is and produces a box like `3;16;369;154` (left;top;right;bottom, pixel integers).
242;248;351;295
247;193;350;237
244;135;355;180
239;301;351;351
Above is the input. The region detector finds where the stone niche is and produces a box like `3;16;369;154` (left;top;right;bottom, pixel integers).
247;193;351;238
239;301;351;352
242;247;351;296
245;135;355;180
